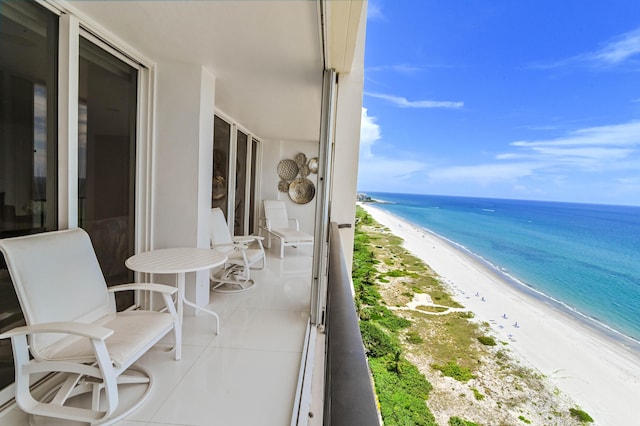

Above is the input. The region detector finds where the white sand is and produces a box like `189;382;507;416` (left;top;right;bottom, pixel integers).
361;203;640;426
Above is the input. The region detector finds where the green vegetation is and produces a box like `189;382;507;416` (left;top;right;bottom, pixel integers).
353;207;436;425
432;361;475;382
518;415;531;424
406;330;424;344
471;387;485;401
569;408;594;423
477;335;497;346
449;417;480;426
353;206;582;425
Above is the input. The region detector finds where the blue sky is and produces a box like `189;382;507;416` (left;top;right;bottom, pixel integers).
358;1;640;206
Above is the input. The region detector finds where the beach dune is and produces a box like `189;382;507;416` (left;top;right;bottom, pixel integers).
361;203;640;426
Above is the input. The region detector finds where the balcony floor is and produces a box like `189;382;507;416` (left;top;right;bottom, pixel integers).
0;246;313;426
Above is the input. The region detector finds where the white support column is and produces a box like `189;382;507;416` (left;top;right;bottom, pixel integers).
153;62;215;313
58;14;79;229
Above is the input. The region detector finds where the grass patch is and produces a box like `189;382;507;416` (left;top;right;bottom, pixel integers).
477;335;497;346
432;361;474;382
449;417;480;426
416;305;449;313
406;331;424;344
471;387;485;401
518;415;531;424
569;408;594;423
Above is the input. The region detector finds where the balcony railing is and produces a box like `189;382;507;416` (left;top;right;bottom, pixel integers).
323;222;380;425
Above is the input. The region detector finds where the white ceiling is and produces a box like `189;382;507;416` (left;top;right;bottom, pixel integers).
69;1;325;142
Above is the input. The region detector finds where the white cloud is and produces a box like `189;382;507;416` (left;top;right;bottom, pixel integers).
358;108;429;191
427;119;640;186
531;27;640;70
366;64;422;74
359;108;381;159
365;92;463;109
428;162;539;185
367;1;384;21
511;121;640;148
591;28;640;65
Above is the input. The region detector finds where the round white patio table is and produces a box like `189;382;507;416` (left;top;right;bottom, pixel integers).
125;248;227;360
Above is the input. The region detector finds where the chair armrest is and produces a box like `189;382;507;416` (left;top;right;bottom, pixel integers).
0;321;113;341
212;243;241;252
288;218;300;230
108;283;178;296
233;235;264;243
263;218;272;231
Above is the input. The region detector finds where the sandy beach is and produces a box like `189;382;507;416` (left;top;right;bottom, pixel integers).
361;202;640;426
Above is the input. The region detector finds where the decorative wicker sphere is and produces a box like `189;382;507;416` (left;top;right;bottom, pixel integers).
277;159;299;180
289;178;315;204
299;164;310;178
308;157;319;173
294;153;307;166
277;180;290;193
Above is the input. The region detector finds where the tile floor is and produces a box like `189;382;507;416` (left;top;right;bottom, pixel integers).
0;246;314;426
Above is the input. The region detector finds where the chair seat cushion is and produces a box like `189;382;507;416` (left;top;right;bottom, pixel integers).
270;228;313;243
36;311;175;369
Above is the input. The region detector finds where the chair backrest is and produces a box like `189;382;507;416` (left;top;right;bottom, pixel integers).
210;208;233;247
263;200;289;229
0;229;113;355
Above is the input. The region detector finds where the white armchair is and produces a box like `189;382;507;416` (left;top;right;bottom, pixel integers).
262;200;314;258
0;229;180;425
210;208;265;293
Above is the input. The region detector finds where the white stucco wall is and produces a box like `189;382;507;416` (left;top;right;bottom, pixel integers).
152;62;215;310
331;3;367;274
260;140;319;236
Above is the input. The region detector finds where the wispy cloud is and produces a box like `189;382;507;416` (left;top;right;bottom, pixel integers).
429;120;640;184
428;162;539;184
367;0;384;21
511;121;640;148
590;28;640;65
531;27;640;70
366;64;423;74
366;92;464;109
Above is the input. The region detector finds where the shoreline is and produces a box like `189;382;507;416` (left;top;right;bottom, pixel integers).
360;202;640;426
414;214;640;353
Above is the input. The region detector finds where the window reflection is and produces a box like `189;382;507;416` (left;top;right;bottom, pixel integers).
0;0;58;393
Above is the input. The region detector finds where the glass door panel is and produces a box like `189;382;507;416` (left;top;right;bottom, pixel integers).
234;130;248;235
249;138;259;235
78;37;137;310
0;0;58;396
213;115;231;218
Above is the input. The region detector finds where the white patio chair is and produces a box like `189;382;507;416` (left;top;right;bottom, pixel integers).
0;229;180;425
210;207;265;293
262;200;314;258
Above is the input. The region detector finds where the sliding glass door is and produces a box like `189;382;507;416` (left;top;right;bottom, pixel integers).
212;115;260;235
0;0;58;396
78;37;137;309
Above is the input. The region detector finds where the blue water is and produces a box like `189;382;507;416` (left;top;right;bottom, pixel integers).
366;192;640;344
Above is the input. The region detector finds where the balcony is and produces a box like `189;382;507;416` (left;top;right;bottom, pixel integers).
0;246;313;426
0;223;380;426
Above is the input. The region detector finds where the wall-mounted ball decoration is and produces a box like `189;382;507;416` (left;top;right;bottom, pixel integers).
276;153;317;204
289;178;315;204
277;159;299;181
294;152;307;166
308;157;319;174
278;180;290;192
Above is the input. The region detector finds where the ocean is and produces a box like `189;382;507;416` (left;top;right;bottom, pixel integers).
365;192;640;345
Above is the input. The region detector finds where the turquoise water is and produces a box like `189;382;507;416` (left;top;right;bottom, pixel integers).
367;192;640;344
